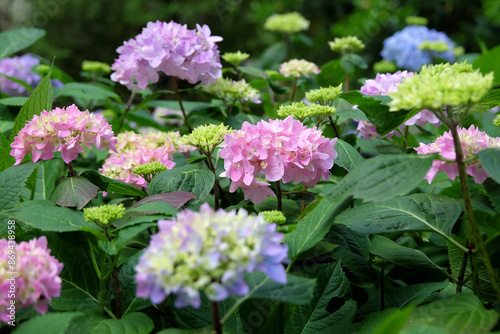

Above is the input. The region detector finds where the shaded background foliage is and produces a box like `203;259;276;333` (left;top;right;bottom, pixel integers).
1;0;499;80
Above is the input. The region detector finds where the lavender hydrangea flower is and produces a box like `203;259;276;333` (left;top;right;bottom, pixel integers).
111;21;223;90
381;26;455;71
134;203;289;308
0;54;63;96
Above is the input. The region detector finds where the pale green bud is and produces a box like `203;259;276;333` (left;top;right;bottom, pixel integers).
35;64;51;75
260;210;286;225
277;102;336;122
222;51;250;67
84;204;126;225
305;85;343;106
494;114;500;127
133;162;168;182
418;40;450;53
373;60;397;74
405;16;428;26
328;36;365;54
181;124;233;154
199;77;260;103
82;60;111;74
264;12;310;34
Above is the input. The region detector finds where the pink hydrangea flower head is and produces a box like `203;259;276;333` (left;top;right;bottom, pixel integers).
0;236;63;322
10;104;117;165
100;131;177;190
279;59;320;78
111;21;222;90
220;116;337;203
415;125;500;183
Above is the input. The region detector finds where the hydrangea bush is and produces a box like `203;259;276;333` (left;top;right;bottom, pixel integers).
1;15;500;334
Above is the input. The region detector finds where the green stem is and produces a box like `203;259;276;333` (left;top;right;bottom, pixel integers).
276;181;283;212
328;116;341;138
212;301;222;334
285;33;292;59
171;76;193;132
456;241;469;293
380;264;385;311
205;152;220;210
403;125;409;151
117;91;136;132
30;166;38;200
345;73;350;92
290;77;298;103
68;161;75;177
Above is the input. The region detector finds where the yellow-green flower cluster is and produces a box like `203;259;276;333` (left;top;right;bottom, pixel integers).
222;51;250;67
181;124;233;154
306;85;343;106
277;102;336;121
264;12;310;34
200;77;261;103
405;16;428;26
82;60;111;74
133;162;168;182
373;60;397;74
260;210;286;225
388;62;494;111
328;36;365;54
494;114;500;127
84;204;126;225
418;40;450;53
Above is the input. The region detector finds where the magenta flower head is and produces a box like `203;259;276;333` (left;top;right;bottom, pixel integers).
10;104;117;165
0;236;63;323
220;116;337;204
111;21;223;90
134;203;289;308
415;125;500;184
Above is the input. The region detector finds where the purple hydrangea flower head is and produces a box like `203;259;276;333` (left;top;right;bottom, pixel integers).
0;54;63;96
381;25;455;71
134;203;289;308
0;236;63;323
111;21;223;90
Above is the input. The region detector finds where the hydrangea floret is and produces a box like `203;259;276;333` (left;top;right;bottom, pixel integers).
260;210;286;225
181;124;233;155
415;125;500;184
100;131;176;190
0;54;63;96
388;63;494;111
305;85;343;106
279;59;320;78
10;104;117;165
133;162;168;182
221;51;250;67
111;21;222;90
220;116;337;204
277;102;336;122
0;236;63;322
494;114;500;127
200;77;261;104
328;36;365;54
83;204;126;225
381;25;455;71
134;203;289;308
264;12;310;34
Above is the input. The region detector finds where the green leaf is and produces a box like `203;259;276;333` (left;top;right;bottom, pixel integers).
13;312;82;334
402;294;498;333
0;161;41;210
244;271;316;305
238;66;269;79
483;179;500;212
0;147;15;172
50;176;98;210
370;235;445;272
356;307;414;334
119;250;152;316
335;194;463;250
66;312;154;334
33;159;65;200
285;262;356;334
284;196;351;261
334;139;364;172
54;82;119;101
80;170;146;197
338;91;416;136
478;148;500;184
254;197;301;222
128;192;196;211
99;222;155;255
473;44;500;86
0;28;46;58
316;59;345;87
324;154;435;203
149;164;215;200
10;67;53;142
340;53;368;73
0;97;29;107
4;200;100;233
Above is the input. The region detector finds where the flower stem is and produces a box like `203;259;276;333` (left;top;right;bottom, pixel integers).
328;116;341;138
456;245;469;293
301;183;307;212
205;153;220;210
345;73;350;92
117;91;136;132
171;76;193;132
403;125;409;150
68;161;75;177
212;301;222;334
276;181;283;212
449;124;500;302
290;77;298;103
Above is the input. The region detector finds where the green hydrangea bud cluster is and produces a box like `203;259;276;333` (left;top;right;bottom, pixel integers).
222;51;250;67
277;102;336;122
133;162;168;183
84;204;126;226
418;40;450;53
372;256;391;265
82;60;111;74
405;16;428;26
373;60;397;74
306;85;343;106
260;210;286;225
264;12;310;34
388;62;494;111
181;124;233;155
200;77;260;104
493;114;500;127
328;36;365;54
35;64;51;75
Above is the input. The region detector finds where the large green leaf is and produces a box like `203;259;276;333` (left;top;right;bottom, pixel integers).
0;161;41;210
334;194;464;250
402;294;498;333
99;222;155;255
0;28;46;59
0;147;14;172
33;159;65;200
119;250;152;316
324;154;435;203
81;170;146;197
54;82;119;101
284;196;351;261
10;68;53;142
334;139;364;172
149;164;215;200
12;312;81;334
50;176;98;210
285;262;356;334
66;312;154;334
0;96;29;107
355;308;414;334
316;59;345;87
473;44;500;86
478;148;500;184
